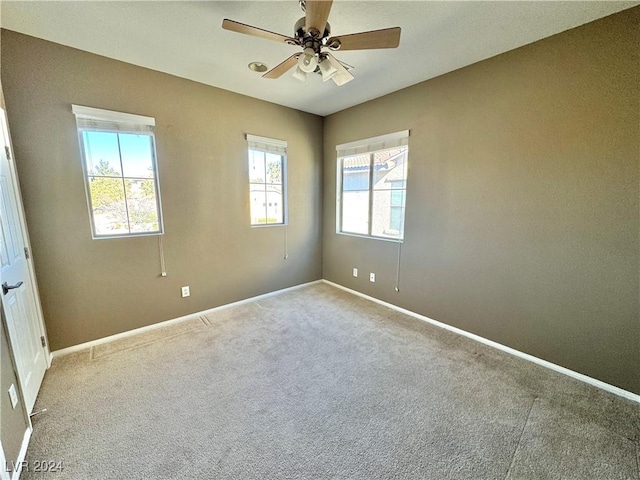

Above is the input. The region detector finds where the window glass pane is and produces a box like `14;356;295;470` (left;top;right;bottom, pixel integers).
390;207;404;232
341;190;369;235
337;137;407;240
249;150;266;183
373;148;407;190
390;190;405;207
88;177;128;235
266;184;283;224
125;179;160;233
120;133;155;178
83;131;122;177
372;190;405;239
266;153;282;184
248;143;286;226
250;186;267;225
76;107;164;238
342;155;370;191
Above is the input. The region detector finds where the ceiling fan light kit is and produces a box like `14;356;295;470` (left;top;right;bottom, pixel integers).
298;47;318;73
292;66;308;82
318;57;338;82
222;0;401;87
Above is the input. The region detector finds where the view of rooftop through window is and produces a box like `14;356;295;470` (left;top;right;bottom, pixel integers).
340;146;408;240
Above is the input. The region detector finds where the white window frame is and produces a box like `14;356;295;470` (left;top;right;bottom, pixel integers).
247;134;288;227
72;105;164;239
336;130;409;242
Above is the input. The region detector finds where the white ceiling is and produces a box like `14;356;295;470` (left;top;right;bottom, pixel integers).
1;1;636;116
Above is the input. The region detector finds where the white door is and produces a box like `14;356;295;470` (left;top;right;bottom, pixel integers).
0;107;48;413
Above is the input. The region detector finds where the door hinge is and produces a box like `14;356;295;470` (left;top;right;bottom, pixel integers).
24;247;30;259
4;146;11;160
41;336;46;348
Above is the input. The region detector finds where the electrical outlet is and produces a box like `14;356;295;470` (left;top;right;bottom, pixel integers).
352;268;358;277
181;286;190;298
8;384;18;409
370;273;375;282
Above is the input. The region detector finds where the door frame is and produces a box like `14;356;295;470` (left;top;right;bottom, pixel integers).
0;106;51;374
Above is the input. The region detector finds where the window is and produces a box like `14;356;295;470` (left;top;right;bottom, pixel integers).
337;130;409;241
247;134;287;226
73;105;163;238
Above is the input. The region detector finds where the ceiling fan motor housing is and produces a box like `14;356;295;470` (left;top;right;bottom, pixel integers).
294;17;331;46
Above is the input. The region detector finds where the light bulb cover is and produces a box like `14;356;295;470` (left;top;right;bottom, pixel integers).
319;57;338;82
298;48;318;73
292;66;307;82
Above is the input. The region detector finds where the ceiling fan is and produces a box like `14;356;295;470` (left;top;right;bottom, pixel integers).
222;0;401;86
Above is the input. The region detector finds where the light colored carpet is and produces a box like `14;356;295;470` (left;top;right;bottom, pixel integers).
22;283;640;479
90;316;209;360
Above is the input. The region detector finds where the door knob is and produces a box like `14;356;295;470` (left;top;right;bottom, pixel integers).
2;281;23;295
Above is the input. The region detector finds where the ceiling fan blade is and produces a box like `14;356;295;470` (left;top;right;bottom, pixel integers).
328;27;401;51
263;54;300;79
305;0;333;36
222;19;293;44
326;53;354;86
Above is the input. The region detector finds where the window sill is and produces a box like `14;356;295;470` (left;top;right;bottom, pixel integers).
336;231;403;243
251;223;288;228
92;231;164;240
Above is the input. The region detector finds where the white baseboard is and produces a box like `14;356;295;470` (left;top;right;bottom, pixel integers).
50;277;639;404
322;279;640;404
52;280;322;358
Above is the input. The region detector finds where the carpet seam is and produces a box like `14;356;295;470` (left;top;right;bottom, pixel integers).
90;327;206;360
504;396;537;480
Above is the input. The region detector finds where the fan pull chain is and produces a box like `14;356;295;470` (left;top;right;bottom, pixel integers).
284;225;289;260
394;241;402;292
158;235;167;277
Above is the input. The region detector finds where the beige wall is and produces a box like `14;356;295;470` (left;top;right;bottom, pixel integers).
1;30;323;350
323;9;639;394
1;307;30;469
